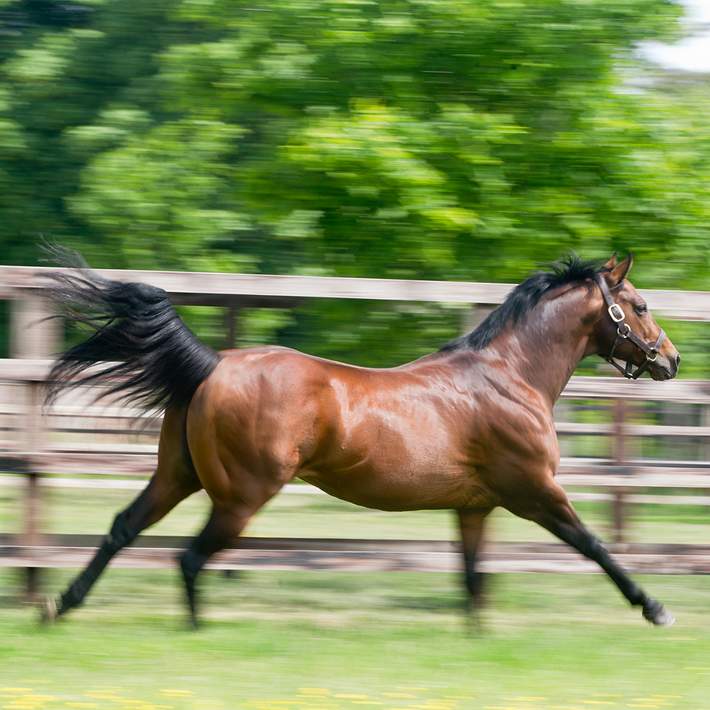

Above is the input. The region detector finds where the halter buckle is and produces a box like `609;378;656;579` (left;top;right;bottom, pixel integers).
607;303;625;323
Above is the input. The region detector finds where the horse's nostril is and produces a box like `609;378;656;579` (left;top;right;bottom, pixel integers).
675;353;681;367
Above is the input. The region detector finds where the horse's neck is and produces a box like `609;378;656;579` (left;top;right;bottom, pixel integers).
495;290;597;405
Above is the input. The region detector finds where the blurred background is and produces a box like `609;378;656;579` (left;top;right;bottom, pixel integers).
0;1;709;709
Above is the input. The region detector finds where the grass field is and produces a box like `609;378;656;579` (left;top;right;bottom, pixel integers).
0;480;709;710
0;570;708;710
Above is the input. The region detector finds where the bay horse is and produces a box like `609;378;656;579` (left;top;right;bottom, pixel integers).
40;251;680;627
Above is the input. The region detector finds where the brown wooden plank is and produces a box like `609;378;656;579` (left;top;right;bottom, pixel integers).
3;534;708;555
2;540;708;574
2;265;709;319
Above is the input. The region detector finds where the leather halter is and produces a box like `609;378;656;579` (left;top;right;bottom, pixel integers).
594;273;665;380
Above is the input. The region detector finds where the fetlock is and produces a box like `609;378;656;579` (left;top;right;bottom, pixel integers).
178;550;196;583
58;581;86;614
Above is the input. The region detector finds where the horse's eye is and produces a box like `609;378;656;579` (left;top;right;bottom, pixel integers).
634;303;648;315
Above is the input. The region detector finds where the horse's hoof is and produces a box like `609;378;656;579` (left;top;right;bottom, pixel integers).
463;604;485;636
643;599;675;627
39;596;58;625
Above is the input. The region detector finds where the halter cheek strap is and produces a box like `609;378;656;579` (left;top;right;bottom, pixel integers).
594;273;665;380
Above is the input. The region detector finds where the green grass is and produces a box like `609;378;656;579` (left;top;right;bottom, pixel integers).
1;478;709;709
0;570;708;710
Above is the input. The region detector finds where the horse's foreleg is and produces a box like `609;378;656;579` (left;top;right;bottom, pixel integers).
518;482;673;626
42;470;199;622
455;508;490;625
178;503;253;629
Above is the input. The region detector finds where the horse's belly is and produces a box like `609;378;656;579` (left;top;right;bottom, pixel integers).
297;463;490;512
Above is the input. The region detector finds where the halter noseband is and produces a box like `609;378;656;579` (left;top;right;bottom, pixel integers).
594;273;665;380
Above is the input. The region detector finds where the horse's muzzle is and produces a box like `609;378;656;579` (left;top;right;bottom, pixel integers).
650;352;680;381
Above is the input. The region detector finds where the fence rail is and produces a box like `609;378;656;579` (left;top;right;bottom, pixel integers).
2;264;710;318
2;536;709;575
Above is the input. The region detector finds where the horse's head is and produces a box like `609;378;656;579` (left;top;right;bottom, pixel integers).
593;254;680;381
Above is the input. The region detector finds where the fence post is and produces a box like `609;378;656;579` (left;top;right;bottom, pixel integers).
10;292;59;600
611;398;629;544
223;301;241;350
22;381;43;598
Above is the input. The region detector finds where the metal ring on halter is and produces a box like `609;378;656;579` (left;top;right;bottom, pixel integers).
617;323;630;338
646;351;658;362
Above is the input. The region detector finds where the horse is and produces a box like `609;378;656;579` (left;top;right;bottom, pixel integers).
39;251;680;628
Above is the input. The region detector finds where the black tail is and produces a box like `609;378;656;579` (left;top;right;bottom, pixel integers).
43;247;219;413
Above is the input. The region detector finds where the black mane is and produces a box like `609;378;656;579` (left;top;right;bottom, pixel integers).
440;254;603;352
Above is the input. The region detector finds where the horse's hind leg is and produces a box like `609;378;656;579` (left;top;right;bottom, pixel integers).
176;458;287;628
456;508;491;625
43;470;199;622
177;503;254;629
515;481;673;626
42;408;200;622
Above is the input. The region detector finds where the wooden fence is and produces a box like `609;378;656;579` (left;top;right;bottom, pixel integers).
1;265;709;597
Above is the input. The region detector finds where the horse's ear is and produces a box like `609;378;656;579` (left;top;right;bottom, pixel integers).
607;253;633;287
603;253;618;270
